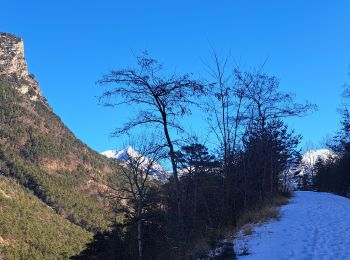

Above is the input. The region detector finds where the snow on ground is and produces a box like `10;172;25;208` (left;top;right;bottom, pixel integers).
235;191;350;260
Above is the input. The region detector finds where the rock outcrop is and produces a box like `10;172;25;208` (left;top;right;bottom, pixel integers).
0;32;46;103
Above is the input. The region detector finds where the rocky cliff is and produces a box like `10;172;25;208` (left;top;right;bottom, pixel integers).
0;32;46;103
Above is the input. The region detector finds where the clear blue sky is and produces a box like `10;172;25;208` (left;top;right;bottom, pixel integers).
1;1;350;152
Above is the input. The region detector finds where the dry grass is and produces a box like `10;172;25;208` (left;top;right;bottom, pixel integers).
237;194;291;228
187;193;292;258
242;224;254;236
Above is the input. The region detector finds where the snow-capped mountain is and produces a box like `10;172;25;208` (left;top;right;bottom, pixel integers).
287;149;338;190
101;147;168;182
281;149;337;191
299;149;337;176
102;147;139;162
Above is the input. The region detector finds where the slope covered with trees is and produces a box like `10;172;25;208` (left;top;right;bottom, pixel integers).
0;75;124;230
0;176;92;259
0;57;125;258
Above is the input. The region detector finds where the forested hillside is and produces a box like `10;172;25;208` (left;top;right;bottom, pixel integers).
0;77;123;230
0;177;92;259
0;33;125;259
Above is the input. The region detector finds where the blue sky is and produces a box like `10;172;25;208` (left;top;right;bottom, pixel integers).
1;1;350;152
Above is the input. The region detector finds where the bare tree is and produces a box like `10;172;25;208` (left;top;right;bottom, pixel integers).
205;52;248;160
98;53;204;226
108;136;166;260
234;71;316;130
204;52;251;222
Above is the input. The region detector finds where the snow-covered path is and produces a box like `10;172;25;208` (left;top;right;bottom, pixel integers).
236;191;350;260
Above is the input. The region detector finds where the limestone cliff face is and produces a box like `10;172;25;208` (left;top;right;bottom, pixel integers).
0;32;46;104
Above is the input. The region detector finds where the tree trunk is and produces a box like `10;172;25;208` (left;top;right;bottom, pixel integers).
137;200;143;260
162;113;183;228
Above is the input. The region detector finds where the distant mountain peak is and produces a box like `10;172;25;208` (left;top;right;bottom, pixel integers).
302;149;336;166
101;147;169;182
297;148;337;177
